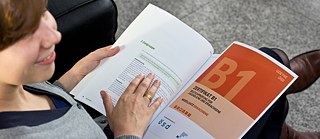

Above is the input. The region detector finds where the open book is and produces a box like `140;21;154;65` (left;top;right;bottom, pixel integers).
70;4;298;139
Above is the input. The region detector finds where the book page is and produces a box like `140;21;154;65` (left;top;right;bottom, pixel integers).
144;42;298;139
70;4;214;118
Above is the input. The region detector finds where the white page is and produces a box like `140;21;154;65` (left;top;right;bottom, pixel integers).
71;4;214;118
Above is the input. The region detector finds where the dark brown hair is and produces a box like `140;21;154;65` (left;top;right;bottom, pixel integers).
0;0;48;50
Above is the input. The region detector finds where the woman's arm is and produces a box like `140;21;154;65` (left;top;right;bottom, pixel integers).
56;45;120;92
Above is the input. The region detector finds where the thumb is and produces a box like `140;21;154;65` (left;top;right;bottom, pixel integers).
100;90;114;118
91;45;120;61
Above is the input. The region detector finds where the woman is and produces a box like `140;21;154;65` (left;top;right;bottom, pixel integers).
0;0;162;138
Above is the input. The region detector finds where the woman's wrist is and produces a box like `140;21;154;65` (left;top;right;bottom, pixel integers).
57;69;82;92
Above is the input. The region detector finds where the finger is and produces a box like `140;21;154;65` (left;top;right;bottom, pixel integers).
104;45;120;57
135;73;155;97
143;80;160;103
89;45;120;61
100;90;114;119
123;74;144;95
149;97;163;112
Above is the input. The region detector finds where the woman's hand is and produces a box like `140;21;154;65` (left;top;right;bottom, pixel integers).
57;45;120;92
101;73;163;138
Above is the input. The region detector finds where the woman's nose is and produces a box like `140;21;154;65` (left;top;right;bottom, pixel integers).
41;26;62;48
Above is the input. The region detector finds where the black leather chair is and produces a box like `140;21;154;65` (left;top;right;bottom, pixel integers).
47;0;118;82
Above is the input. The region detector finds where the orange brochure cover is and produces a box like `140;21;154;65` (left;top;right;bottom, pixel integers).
168;42;298;138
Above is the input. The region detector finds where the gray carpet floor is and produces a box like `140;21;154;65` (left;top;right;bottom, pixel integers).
114;0;320;132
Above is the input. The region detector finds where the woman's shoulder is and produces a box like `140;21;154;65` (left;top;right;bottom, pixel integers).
0;105;107;139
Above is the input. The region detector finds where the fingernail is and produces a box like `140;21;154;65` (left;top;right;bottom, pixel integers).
154;80;160;86
137;74;144;78
100;90;106;97
110;46;119;50
158;97;163;103
148;73;154;78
